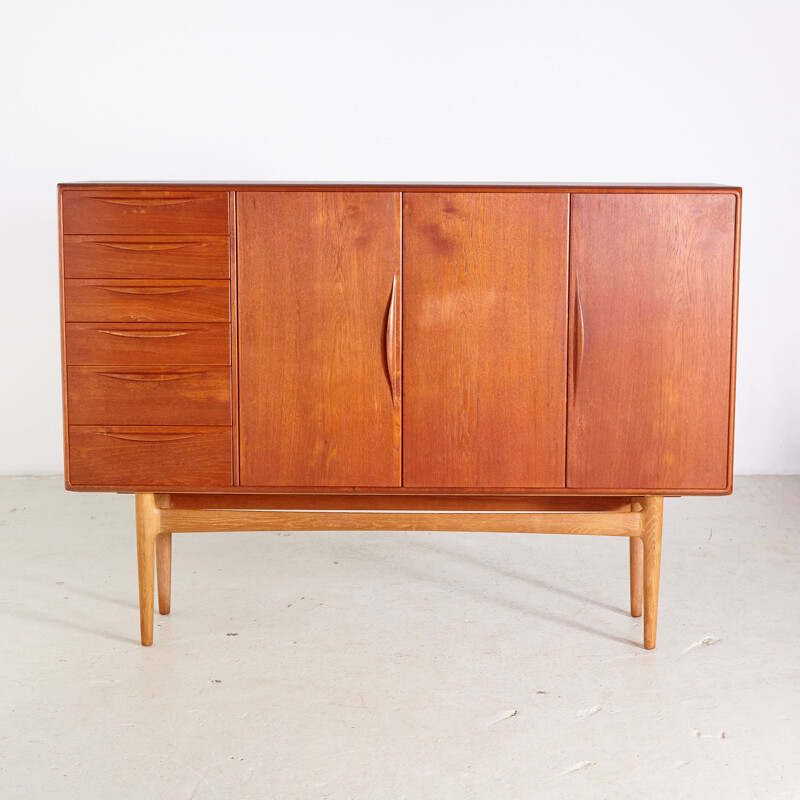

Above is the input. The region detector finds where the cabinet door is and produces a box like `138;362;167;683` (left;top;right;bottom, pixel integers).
403;193;569;488
568;193;737;490
238;192;401;487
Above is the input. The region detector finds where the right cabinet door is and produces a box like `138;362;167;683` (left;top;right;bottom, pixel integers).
568;193;738;491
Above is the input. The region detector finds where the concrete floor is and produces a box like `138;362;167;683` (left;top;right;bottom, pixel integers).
0;476;798;799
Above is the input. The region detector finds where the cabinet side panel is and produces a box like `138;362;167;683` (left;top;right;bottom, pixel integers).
403;192;569;488
59;188;70;485
567;193;736;491
229;192;240;485
237;191;402;487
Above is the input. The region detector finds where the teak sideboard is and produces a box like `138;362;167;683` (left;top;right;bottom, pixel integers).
58;183;742;648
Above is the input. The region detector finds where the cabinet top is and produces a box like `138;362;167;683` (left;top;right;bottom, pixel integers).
58;182;742;194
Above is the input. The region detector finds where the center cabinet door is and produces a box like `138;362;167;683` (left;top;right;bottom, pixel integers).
403;193;569;488
237;192;401;487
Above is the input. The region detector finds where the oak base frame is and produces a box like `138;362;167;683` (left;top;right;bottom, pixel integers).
134;493;664;649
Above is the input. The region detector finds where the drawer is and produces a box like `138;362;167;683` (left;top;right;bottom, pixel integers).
61;190;229;235
68;426;232;487
67;366;231;425
63;235;230;280
64;280;230;322
65;323;231;365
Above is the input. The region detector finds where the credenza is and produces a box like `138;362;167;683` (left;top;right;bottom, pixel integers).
58;183;741;648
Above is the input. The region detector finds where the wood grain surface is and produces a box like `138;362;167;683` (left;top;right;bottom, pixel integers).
63;234;230;280
237;191;402;487
162;493;632;512
158;508;640;536
64;279;230;322
69;426;233;487
61;182;740;194
403;192;569;488
567;193;737;490
135;492;159;645
65;322;231;365
61;190;229;235
67;366;231;425
58;183;741;497
639;495;663;649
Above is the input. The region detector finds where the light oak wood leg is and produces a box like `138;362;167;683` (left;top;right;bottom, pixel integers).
640;496;664;650
135;493;160;646
156;532;172;616
629;535;643;617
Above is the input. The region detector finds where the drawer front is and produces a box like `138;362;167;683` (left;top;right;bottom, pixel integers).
65;323;231;365
64;280;230;322
61;191;229;235
63;235;230;280
68;426;232;487
67;366;231;425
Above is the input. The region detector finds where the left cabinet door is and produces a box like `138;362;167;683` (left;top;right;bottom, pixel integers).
238;192;402;487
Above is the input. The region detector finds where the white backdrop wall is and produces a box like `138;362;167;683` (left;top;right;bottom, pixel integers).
1;0;798;475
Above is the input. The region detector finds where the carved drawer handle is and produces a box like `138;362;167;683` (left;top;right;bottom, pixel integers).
98;370;206;382
385;275;397;403
98;286;193;295
97;242;201;252
99;432;201;442
93;197;196;207
95;329;190;339
574;275;585;397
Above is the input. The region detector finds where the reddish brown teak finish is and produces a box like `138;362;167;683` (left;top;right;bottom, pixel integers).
567;193;737;491
236;191;402;488
57;183;741;649
65;323;231;366
61;191;230;235
60;188;234;488
59;184;740;495
403;192;568;488
62;235;230;280
69;427;233;487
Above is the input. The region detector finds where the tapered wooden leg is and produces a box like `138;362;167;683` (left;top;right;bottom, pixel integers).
135;493;160;646
640;496;664;650
629;536;643;617
156;532;172;615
